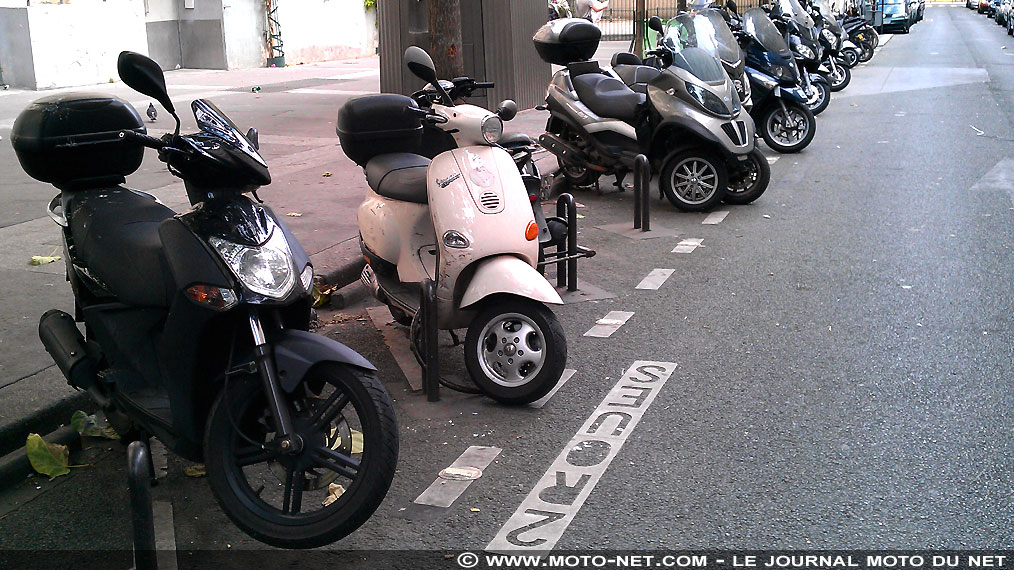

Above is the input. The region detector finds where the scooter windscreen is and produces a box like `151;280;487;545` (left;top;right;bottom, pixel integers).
812;0;845;35
743;7;791;56
775;0;815;28
662;10;743;68
193;99;268;168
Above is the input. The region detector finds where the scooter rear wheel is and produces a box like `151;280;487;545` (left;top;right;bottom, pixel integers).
465;295;566;405
724;148;771;205
204;364;398;549
659;150;728;212
557;156;600;189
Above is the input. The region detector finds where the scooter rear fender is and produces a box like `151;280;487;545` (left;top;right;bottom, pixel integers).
459;255;563;309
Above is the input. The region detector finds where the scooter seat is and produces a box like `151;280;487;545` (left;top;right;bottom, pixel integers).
365;153;431;205
500;132;534;148
69;187;175;307
612;65;662;93
572;73;643;121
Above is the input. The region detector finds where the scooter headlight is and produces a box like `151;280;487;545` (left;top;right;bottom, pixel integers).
685;81;734;118
481;115;503;144
821;28;841;50
794;44;816;61
210;229;296;299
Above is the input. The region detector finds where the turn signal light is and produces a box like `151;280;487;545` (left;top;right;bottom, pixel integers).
186;284;239;311
525;221;539;241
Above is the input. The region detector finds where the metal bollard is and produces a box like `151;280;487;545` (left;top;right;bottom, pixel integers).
127;440;158;570
555;193;580;292
633;154;650;232
421;279;440;402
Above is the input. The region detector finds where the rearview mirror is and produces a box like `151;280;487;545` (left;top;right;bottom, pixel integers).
496;99;518;122
404;46;438;84
246;127;260;150
648;16;665;33
117;51;174;114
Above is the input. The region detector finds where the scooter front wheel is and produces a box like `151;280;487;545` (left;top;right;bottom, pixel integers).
465;295;567;405
829;62;851;91
805;81;831;116
659;150;728;212
842;48;859;68
204;363;398;549
760;101;816;154
724;148;771;205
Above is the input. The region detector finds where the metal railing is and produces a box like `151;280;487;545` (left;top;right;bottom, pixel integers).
595;0;768;40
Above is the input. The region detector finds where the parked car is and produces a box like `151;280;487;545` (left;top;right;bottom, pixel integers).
979;0;990;14
967;0;976;8
881;0;915;32
997;0;1011;24
908;0;925;22
990;0;1001;17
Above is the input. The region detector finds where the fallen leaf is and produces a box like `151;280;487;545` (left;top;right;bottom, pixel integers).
321;483;346;507
26;433;70;478
762;214;771;219
183;464;206;478
322;172;333;177
286;212;303;217
70;411;119;440
470;507;481;512
30;255;61;266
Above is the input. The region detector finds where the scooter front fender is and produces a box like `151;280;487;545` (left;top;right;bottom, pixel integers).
270;329;377;392
809;72;830;85
459;255;563;309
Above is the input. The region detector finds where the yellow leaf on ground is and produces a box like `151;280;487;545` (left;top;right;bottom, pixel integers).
26;433;70;478
183;464;206;478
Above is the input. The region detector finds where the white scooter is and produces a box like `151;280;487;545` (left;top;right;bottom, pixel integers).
337;47;567;405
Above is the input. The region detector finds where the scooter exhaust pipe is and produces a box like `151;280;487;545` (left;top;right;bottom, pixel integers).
38;309;97;389
539;133;588;166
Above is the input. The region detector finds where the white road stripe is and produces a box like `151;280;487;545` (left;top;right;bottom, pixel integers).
286;88;374;95
583;311;634;338
152;501;178;570
366;305;422;391
635;269;675;290
701;210;729;225
766;156;780;164
414;446;502;508
487;361;678;552
672;238;704;254
530;369;577;409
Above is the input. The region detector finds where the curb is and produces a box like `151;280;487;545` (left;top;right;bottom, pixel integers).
0;391;94;461
320;257;366;290
0;424;82;489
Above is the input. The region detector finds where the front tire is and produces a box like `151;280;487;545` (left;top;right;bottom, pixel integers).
858;42;874;63
828;62;851;92
205;364;398;549
841;48;859;68
805;80;831;116
465;296;566;405
759;101;816;154
659;149;728;211
724;148;771;205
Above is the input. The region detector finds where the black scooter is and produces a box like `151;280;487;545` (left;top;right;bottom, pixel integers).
11;52;398;549
736;7;818;153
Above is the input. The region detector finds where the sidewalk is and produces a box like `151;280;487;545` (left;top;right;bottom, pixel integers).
0;46;582;460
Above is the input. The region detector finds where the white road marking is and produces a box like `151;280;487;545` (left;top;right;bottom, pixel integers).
583;311;634;338
323;70;379;80
672;238;704;254
152;501;178;570
150;439;169;480
766;156;780;164
286;88;374;95
530;369;577;409
487;361;678;552
414;446;502;508
366;305;422;391
635;269;675;290
701;210;730;225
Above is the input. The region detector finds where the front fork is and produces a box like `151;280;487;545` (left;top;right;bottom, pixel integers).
248;309;303;454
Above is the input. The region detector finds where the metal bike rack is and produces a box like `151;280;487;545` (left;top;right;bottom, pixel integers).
632;154;651;232
127;439;158;570
420;279;440;402
538;193;596;292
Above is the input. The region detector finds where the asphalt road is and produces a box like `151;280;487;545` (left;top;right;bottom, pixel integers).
0;4;1011;566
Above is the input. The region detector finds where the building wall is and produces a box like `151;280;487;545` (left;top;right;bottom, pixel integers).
223;0;266;69
277;0;378;65
146;0;182;70
26;0;148;89
178;0;228;69
0;8;34;88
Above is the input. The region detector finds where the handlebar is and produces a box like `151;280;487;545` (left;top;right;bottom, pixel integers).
119;129;165;150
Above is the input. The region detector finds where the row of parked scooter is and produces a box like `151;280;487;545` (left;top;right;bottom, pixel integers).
534;0;886;211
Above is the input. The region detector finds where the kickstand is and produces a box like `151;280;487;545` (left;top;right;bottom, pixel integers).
448;330;462;347
127;438;158;570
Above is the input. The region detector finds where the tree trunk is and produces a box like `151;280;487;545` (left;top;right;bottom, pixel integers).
634;0;646;58
428;0;464;79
